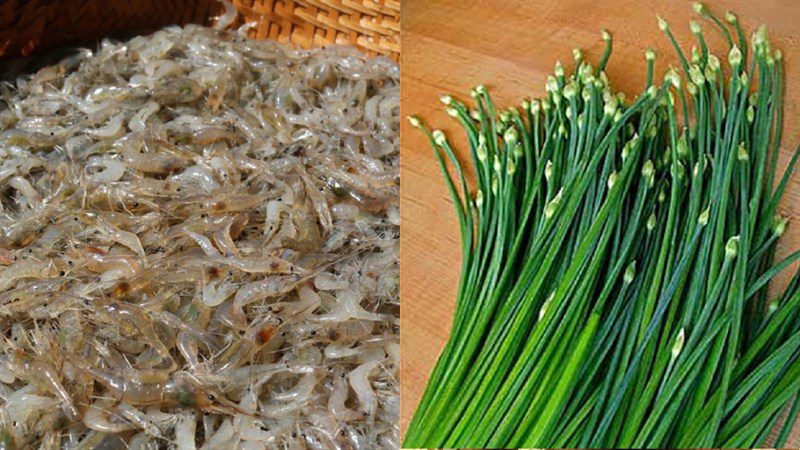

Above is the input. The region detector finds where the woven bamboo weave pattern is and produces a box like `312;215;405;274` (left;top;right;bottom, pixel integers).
0;0;399;60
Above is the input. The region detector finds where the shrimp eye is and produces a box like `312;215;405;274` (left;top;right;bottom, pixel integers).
310;330;316;336
207;394;214;400
58;271;65;276
291;432;297;438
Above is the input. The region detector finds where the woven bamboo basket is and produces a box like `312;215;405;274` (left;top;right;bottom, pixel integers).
0;0;400;61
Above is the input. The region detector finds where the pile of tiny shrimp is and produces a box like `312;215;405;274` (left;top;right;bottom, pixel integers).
0;23;398;450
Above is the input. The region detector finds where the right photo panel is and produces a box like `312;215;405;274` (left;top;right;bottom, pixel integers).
400;1;800;448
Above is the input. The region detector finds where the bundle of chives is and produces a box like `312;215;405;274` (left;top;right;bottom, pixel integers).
405;5;800;448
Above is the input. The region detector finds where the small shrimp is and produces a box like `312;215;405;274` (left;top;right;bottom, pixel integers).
183;230;222;257
85;156;126;183
191;127;238;145
96;219;146;257
0;259;56;291
9;350;78;421
128;101;160;132
212;216;242;257
202;280;238;307
82;246;139;280
8;176;42;208
300;170;333;234
215;255;303;274
83;399;135;433
231;274;302;326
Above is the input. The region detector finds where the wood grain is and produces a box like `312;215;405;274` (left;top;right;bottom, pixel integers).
399;0;800;444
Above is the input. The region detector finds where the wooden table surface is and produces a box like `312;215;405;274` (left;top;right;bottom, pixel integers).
399;0;800;444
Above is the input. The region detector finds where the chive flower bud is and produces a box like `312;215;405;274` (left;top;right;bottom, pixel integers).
776;49;783;61
544;188;563;219
645;49;655;61
621;142;631;162
491;174;498;195
677;134;689;157
665;67;681;89
657;15;669;32
607;172;618;190
613;110;622;123
545;160;553;181
624;261;636;284
475;189;484;208
707;54;721;72
646;86;658;99
689;21;701;35
725;11;737;24
642;160;655;186
493;155;502;173
739;71;749;86
470;108;481;121
565;106;573;120
558;123;567;136
704;65;716;83
433;130;447;147
699;207;710;225
563;83;577;99
687;82;698;96
555;60;565;78
503;127;518;145
531;100;541;115
773;215;788;237
647;212;657;231
573;48;582;62
475;84;487;95
541;98;551;112
725;236;740;259
671;328;685;361
407;115;422;128
476;142;488;162
513;144;523;158
767;301;778;315
737;143;749;162
601;29;611;42
691;46;701;64
689;65;705;85
440;94;453;105
546;76;559;94
729;45;742;67
658;186;667;203
693;2;705;14
507;158;516;176
446;107;458;117
521;100;530;111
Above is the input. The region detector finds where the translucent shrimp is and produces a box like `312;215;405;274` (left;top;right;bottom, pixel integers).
85;156;126;183
96;219;146;257
0;259;56;291
8;350;79;421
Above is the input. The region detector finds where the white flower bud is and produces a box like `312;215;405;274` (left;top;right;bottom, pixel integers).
725;236;740;259
446;107;458;117
773;215;788;237
573;48;582;61
647;212;657;231
737;143;749;162
544;188;563;219
645;49;656;61
545;160;553;181
658;15;669;32
601;29;611;41
729;45;742;67
475;189;484;208
432;130;447;146
607;171;618;190
624;260;636;284
699;207;710;225
407;115;421;128
725;11;737;24
440;94;453;105
539;292;554;320
475;84;487;95
555;61;565;78
690;21;701;35
504;127;518;145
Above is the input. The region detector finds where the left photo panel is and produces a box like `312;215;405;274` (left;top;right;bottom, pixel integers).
0;1;400;448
